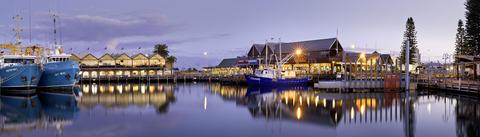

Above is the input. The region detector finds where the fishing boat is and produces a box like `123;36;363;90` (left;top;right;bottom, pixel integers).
37;13;80;89
245;69;309;86
38;46;80;88
245;40;309;86
0;15;42;93
0;54;43;91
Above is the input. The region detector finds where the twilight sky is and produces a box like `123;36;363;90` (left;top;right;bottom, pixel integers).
0;0;466;68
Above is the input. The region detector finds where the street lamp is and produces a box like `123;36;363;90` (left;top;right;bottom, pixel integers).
296;49;303;55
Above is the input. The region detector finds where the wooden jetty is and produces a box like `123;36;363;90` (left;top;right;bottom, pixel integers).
418;79;480;95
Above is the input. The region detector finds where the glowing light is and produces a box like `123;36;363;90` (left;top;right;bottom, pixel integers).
350;107;355;119
109;85;114;93
299;96;303;105
295;49;302;55
117;85;123;94
427;103;432;113
351;44;356;49
285;97;288;105
315;96;319;107
203;52;208;56
332;99;335;108
296;107;302;119
204;96;207;110
360;105;366;115
141;85;146;94
92;84;98;95
83;85;89;93
323;98;326;108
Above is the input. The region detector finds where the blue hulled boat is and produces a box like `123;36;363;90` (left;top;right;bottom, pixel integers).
245;69;309;86
38;47;80;88
0;55;42;90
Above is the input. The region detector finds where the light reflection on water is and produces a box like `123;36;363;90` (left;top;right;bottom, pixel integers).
0;83;479;137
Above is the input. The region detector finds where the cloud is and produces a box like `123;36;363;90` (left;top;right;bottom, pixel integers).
35;13;177;41
164;33;231;45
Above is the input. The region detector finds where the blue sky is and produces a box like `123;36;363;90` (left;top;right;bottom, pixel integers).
0;0;466;68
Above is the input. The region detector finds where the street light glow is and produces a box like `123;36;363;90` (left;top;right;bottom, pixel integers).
295;49;302;55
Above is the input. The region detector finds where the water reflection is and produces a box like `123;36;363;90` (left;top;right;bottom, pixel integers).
0;89;78;137
79;83;176;114
208;84;479;137
0;95;42;135
455;97;480;137
0;83;478;137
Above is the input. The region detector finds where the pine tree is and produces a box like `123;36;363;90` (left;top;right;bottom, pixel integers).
465;0;480;55
454;19;466;59
400;17;419;65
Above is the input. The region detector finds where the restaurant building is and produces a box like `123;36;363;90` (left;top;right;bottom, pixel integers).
205;38;396;79
72;53;170;80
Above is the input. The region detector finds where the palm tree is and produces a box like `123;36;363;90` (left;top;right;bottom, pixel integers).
166;56;177;74
153;44;169;58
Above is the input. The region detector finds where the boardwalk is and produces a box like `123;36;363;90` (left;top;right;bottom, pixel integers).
418;79;480;95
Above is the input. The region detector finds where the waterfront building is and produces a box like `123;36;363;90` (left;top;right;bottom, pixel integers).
453;55;480;79
204;57;254;76
205;38;396;79
73;53;169;80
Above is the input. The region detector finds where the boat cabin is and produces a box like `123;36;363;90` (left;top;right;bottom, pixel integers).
0;55;36;67
254;69;275;79
47;54;71;63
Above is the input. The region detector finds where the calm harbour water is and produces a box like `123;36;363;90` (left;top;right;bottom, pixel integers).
0;83;479;137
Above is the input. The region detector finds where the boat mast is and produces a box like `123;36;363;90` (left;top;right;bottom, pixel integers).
278;38;282;78
13;15;22;46
265;40;268;69
51;12;58;45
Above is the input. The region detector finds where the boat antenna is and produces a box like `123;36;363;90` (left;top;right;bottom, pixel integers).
56;0;63;45
28;0;32;44
51;12;58;45
13;15;23;45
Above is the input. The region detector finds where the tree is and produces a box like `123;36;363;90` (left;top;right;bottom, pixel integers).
153;44;169;58
455;19;467;60
400;17;419;65
465;0;480;55
166;56;177;74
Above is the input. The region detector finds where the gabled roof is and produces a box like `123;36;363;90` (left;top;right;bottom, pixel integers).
82;53;98;60
217;58;239;68
132;53;148;59
247;44;266;57
380;54;393;64
70;54;82;60
98;54;114;60
261;38;341;54
253;44;264;53
112;53;131;59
